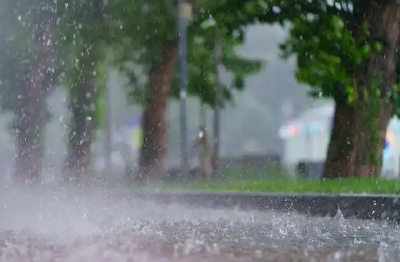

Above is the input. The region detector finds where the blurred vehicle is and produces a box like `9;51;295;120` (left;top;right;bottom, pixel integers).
279;101;400;178
382;140;396;178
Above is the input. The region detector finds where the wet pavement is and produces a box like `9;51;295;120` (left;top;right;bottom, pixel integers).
0;185;400;261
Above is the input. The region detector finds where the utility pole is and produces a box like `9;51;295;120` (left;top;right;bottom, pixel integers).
178;0;192;178
104;67;112;176
213;26;222;177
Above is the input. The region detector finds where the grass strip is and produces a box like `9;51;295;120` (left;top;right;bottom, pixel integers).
138;177;400;195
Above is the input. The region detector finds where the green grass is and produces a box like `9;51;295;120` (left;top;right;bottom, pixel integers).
123;165;400;195
172;177;400;194
139;177;400;195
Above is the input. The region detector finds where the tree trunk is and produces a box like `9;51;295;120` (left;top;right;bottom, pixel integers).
138;39;178;180
324;99;393;179
63;0;103;183
13;23;53;183
352;100;392;177
323;0;400;178
64;79;97;182
13;79;46;183
323;98;357;178
352;0;400;177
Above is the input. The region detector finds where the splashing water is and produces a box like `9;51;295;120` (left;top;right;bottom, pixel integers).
0;184;400;261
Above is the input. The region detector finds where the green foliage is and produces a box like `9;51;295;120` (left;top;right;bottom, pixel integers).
107;0;263;107
108;0;177;70
58;0;108;130
280;12;356;99
0;0;63;129
277;2;383;104
171;22;263;107
209;0;400;110
0;0;43;112
198;0;358;102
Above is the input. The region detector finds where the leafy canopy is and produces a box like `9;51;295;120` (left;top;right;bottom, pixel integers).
0;0;61;128
57;0;109;129
209;0;391;104
107;0;263;107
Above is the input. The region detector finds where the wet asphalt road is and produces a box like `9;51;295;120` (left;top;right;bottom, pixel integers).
0;185;400;262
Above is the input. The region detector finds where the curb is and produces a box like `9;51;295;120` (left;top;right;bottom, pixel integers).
135;190;400;221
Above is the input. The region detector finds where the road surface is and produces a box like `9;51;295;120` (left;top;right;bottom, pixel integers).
0;185;399;262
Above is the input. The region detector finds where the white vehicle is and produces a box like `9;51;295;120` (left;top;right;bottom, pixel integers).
279;101;400;178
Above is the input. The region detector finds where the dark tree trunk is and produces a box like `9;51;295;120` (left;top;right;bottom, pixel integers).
352;100;392;177
138;39;177;180
323;0;400;178
352;0;399;177
324;102;392;179
13;22;54;183
13;77;46;183
63;0;104;183
323;97;356;178
64;78;97;182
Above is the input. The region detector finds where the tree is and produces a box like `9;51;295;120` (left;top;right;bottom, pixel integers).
59;0;107;181
211;0;400;178
109;0;262;180
280;0;400;178
0;0;61;182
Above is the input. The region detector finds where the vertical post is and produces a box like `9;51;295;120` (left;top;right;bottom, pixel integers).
213;26;222;176
304;125;313;178
199;101;206;128
178;0;192;178
104;67;112;176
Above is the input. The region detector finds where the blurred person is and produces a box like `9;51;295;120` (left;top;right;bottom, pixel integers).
189;126;212;180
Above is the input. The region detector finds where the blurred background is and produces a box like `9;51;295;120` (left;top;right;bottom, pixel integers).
0;25;318;180
56;25;314;179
